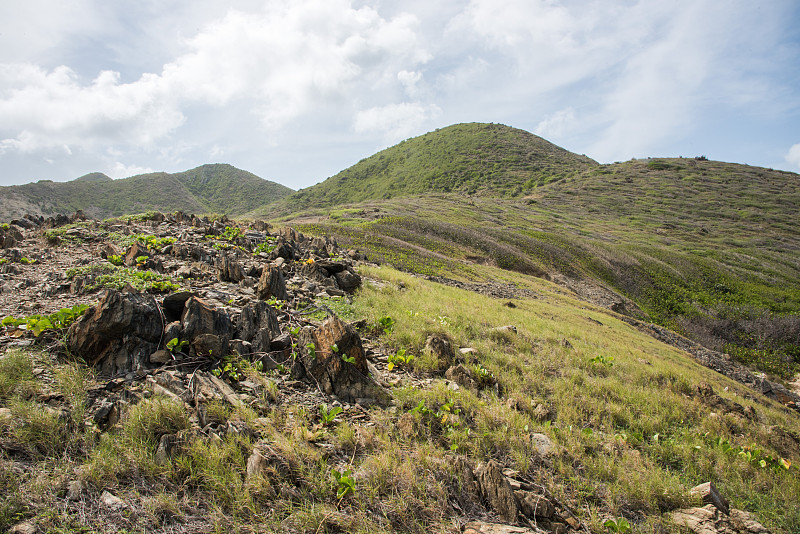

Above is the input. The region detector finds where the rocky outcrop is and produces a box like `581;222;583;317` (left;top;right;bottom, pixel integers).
67;290;163;376
238;300;280;354
257;265;288;301
181;297;233;358
292;315;388;404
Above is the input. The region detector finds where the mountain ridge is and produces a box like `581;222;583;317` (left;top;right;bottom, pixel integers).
0;163;293;220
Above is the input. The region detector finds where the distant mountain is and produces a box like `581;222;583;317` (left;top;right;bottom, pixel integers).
260;123;597;215
0;164;293;219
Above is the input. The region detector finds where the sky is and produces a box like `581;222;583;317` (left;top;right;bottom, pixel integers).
1;0;799;190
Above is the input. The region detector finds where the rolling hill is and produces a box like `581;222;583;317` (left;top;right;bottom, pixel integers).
260;122;598;215
252;125;800;382
0;164;292;220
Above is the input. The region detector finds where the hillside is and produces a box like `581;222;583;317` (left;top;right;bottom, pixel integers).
0;214;798;533
260;123;598;215
266;154;800;383
0;164;293;220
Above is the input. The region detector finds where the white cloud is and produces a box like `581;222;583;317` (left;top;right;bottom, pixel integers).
108;162;155;179
0;0;430;156
353;102;441;141
786;144;800;169
535;108;577;140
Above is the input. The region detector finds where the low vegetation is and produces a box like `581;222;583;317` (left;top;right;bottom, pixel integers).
1;266;798;533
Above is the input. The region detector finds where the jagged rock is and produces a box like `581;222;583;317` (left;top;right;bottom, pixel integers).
192;370;243;407
475;459;520;523
425;333;456;371
238;300;280;354
530;433;554;456
514;490;555;519
316;259;346;274
100;490;126;510
162;291;195;322
334;268;361;293
181;297;232;358
257;265;288;301
67;290;163;376
446;364;478;392
67;479;88;501
124;241;150;267
293;315;388;404
691;482;730;515
150;349;172;364
217;253;245;283
93;399;119;429
672;505;771;534
154;434;177;465
0;225;23;248
299;262;331;285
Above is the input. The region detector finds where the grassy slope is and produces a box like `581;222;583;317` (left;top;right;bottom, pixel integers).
0;164;293;219
1;266;798;533
256;123;598;216
263;157;800;380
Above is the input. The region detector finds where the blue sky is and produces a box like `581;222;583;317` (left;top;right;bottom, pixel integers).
1;0;799;189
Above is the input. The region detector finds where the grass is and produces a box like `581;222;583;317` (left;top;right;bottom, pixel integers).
270;156;800;380
0;266;799;532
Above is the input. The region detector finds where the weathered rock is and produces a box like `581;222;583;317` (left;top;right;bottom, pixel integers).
67;290;163;376
100;490;126;510
162;291;195;322
238;300;280;354
181;297;233;357
257;265;288;301
425;333;456;371
192;370;243;407
124;241;151;267
514;490;555;519
67;479;88;501
93;399;119;429
475;459;520;523
154;434;178;465
530;433;554;456
217;253;246;283
446;364;478;392
691;481;730;515
334;268;361;293
673;505;771;534
293;315;388;404
150;349;172;364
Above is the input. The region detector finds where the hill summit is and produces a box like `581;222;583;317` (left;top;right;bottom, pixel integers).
279;123;597;212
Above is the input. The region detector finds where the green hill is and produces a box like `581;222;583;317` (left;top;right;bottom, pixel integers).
259;123;597;215
0;164;293;220
268;154;800;382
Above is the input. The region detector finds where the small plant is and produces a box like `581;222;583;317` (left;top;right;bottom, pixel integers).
2;304;90;337
319;404;343;426
332;468;355;499
603;517;631;533
212;361;240;381
387;349;414;371
107;254;124;266
377;315;395;334
306;342;317;360
166;337;189;354
589;355;614;367
253;241;277;255
266;296;285;309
